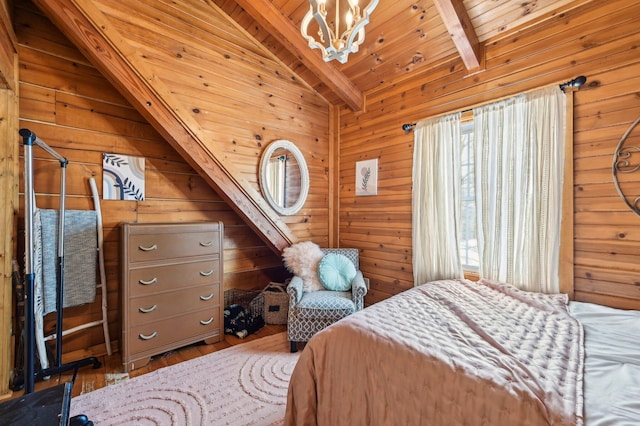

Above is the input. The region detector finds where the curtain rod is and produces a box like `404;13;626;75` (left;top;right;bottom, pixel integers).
401;75;587;132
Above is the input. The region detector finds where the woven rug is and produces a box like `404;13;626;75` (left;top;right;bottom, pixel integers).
70;333;299;425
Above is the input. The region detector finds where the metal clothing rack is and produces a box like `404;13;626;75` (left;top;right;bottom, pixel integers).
18;128;100;394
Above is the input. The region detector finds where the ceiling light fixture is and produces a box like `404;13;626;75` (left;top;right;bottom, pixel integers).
301;0;379;64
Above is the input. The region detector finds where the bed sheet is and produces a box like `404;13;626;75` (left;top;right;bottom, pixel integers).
570;301;640;425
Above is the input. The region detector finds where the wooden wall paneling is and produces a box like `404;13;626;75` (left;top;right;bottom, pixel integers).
119;0;329;244
223;268;291;293
559;86;576;298
574;291;640;311
224;247;284;273
14;120;184;165
0;88;18;399
217;0;607;102
14;0;325;358
99;0;330;233
18;48;128;105
343;4;454;84
18;84;55;123
225;0;364;111
351;0;453;91
12;3;90;65
33;0;298;254
328;105;339;247
339;1;640;308
213;0;326;98
470;0;598;43
484;0;637;63
574;264;640;302
572;61;640;305
358;1;639;133
0;0;17;398
0;0;16;90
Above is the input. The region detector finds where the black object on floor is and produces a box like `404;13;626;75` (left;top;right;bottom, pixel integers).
0;381;94;425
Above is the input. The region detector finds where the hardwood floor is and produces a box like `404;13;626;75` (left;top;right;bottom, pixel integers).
6;324;286;401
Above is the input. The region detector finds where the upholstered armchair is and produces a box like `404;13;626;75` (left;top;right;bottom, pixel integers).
286;248;368;353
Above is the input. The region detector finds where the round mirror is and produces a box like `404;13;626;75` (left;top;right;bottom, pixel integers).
259;140;309;215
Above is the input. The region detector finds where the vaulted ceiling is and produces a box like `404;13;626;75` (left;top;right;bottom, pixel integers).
215;0;592;110
29;0;595;253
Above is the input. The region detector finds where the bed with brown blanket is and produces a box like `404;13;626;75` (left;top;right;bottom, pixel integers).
285;278;586;425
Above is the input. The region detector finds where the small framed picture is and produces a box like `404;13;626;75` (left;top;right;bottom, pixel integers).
103;153;145;200
355;158;378;196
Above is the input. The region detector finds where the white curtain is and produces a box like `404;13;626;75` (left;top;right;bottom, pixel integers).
412;113;464;286
473;86;566;293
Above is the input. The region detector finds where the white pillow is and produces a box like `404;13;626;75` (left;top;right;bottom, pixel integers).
282;241;325;292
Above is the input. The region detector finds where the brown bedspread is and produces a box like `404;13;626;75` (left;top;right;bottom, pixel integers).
285;278;584;425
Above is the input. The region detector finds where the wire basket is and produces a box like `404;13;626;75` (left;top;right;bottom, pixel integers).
224;288;264;319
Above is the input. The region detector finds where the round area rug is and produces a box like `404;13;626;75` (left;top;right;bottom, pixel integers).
70;333;299;425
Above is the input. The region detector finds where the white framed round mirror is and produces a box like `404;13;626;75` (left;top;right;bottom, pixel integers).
259;140;309;215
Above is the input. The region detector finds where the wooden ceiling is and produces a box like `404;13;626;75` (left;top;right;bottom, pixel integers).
215;0;593;110
27;0;599;253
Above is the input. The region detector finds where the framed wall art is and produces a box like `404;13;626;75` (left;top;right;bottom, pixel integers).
102;153;145;200
355;158;378;196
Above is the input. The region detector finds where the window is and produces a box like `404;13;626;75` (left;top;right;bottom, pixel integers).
412;86;567;293
458;121;478;271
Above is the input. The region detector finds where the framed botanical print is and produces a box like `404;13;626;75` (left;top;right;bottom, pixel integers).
103;153;145;200
355;158;378;196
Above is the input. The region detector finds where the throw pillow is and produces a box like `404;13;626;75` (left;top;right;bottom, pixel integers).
318;253;357;291
282;241;325;292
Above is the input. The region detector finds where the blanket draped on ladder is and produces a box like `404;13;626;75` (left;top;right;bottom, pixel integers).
34;209;97;314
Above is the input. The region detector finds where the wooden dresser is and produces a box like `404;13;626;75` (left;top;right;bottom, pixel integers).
121;222;224;372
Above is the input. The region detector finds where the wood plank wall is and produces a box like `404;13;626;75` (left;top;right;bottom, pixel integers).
340;0;640;310
9;0;640;368
91;0;331;245
0;0;18;398
12;0;327;358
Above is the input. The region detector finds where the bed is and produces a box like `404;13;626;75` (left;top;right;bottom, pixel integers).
284;278;640;425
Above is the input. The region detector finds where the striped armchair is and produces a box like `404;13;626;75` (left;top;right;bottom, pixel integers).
286;248;368;352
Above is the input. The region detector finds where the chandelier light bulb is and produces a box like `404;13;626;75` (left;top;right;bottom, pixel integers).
318;0;326;14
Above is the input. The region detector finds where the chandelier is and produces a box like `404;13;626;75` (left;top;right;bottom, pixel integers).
300;0;379;64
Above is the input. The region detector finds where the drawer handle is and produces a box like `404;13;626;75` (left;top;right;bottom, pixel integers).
139;277;158;285
199;241;214;247
200;270;214;277
200;317;214;325
138;244;158;252
138;304;158;313
139;331;158;340
200;293;214;301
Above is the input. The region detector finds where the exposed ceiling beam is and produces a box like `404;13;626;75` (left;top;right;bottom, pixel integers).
229;0;364;111
433;0;483;71
34;0;296;254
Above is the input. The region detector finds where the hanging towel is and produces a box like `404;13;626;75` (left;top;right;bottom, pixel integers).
39;209;97;314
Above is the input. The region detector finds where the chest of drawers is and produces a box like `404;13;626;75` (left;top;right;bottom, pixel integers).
121;222;224;372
